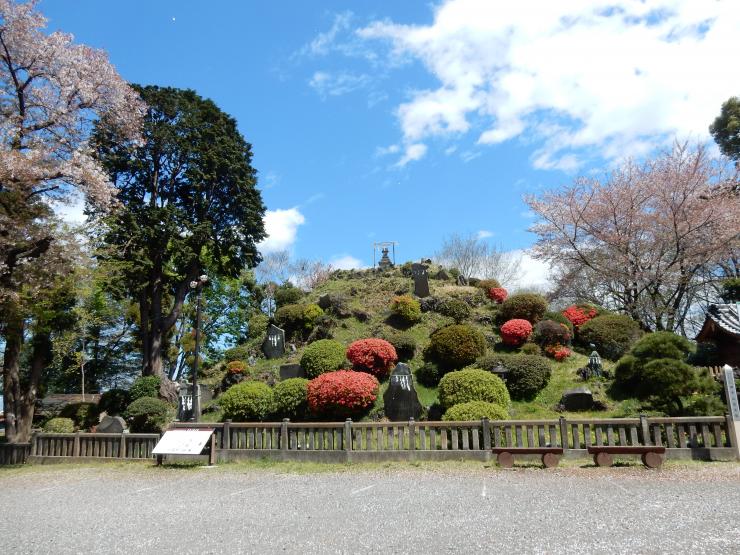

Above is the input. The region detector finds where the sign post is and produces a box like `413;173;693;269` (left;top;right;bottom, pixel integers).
152;428;216;465
722;365;740;460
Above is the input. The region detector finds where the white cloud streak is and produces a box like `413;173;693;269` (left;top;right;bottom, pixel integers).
358;0;740;168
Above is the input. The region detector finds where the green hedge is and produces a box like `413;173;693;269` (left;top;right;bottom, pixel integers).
577;314;642;360
125;397;172;433
436;298;471;322
130;376;161;401
426;324;486;371
391;295;422;324
43;417;75;433
273;378;309;420
442;401;508;421
438;368;510;409
59;402;99;430
499;293;548;323
98;389;131;416
300;339;346;378
220;381;275;421
495;354;552;400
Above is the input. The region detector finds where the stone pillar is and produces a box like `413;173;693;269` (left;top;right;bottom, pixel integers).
722;366;740;460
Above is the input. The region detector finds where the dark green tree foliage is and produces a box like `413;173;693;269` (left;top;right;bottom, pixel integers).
274;283;304;308
721;278;740;302
129;376;161;401
709;97;740;161
125;396;173;433
577;314;642;360
614;332;719;415
93;86;266;396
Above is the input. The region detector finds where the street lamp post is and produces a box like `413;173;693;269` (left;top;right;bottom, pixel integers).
189;275;208;422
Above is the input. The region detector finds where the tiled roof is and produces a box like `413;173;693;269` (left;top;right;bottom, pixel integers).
707;304;740;337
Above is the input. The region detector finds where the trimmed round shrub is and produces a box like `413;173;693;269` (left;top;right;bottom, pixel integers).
562;304;602;328
300;339;346;379
437;298;471;322
275;303;324;339
273;378;309;420
416;362;442;387
43;417;75;433
490;354;552;400
220;381;275;421
630;331;692;361
226;360;248;374
130;375;161;401
224;344;251;363
383;330;416;362
390;295;422;324
500;319;533;346
578;314;642;360
487;287;508;303
307;370;379;419
442;401;508;421
500;293;548;323
274;284;303;308
59;402;100;430
438;368;510;409
347;338;398;378
534;319;572;347
98;388;131;416
544;310;574;333
520;342;542;356
426;324;486;371
125;397;172;433
476;278;501;291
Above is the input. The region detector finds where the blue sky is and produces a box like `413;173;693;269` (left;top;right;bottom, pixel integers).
41;0;739;285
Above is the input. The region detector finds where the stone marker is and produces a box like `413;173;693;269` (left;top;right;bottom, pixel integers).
262;324;285;359
560;387;594;411
383;363;423;421
722;365;740;460
96;415;127;434
434;269;450;281
280;364;304;380
411;263;430;298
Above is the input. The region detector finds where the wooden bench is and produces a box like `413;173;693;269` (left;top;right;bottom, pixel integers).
587;446;666;468
491;447;564;468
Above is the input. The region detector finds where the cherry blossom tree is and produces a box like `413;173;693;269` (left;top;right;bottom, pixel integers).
526;142;739;333
1;0;144;442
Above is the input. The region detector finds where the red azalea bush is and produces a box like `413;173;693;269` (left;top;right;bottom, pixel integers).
545;344;571;361
346;338;398;378
487;287;508;303
562;304;598;328
307;370;380;419
500;319;533;346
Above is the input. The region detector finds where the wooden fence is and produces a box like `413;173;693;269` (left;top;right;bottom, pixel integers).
0;442;31;465
6;415;735;465
172;415;738;463
27;432;159;463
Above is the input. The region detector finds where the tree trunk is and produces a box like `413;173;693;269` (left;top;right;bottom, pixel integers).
2;312;24;443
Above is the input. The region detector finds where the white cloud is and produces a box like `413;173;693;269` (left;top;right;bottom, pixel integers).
359;0;740;168
395;143;428;167
51;193;86;226
476;230;494;240
330;254;366;270
309;71;372;98
513;250;552;289
259;207;305;253
301;12;354;57
375;144;400;157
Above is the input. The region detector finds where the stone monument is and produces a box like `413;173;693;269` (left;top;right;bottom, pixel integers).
383;363;423;421
262;324;285;359
722;364;740;460
279;364;304;380
411;263;430;298
560;387;594;411
378;247;393;270
96;415;127;434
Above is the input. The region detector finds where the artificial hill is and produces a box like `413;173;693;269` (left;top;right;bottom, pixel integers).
198;262;724;424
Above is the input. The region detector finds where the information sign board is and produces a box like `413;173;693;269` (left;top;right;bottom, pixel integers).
152;428;214;455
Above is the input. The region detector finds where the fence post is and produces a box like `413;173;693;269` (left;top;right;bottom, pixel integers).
73;431;81;457
344;419;353;451
31;434;38;457
640;414;650;445
559;416;569;451
409;418;416;450
281;419;289;451
482;418;491;450
726;414;740;460
119;433;126;459
223;420;231;450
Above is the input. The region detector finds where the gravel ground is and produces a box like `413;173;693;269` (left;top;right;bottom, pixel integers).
1;462;738;554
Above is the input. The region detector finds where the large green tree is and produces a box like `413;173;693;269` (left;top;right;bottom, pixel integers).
93;86;266;400
710;96;740;163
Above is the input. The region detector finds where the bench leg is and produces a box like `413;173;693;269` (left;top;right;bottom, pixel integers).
642;452;663;469
542;453;560;468
497;452;514;468
594;452;613;467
